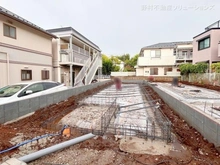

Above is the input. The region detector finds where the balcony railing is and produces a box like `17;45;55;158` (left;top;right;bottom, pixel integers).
60;43;90;65
175;53;193;60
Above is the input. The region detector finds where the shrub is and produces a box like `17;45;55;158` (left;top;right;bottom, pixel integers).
211;63;220;73
179;63;208;75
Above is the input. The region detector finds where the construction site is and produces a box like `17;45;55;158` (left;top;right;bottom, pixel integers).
1;80;220;165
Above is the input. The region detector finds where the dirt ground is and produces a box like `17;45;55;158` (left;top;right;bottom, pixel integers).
180;81;220;91
145;85;220;165
1;81;220;165
0;82;112;161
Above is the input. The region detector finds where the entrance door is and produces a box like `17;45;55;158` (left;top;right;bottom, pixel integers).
72;72;75;86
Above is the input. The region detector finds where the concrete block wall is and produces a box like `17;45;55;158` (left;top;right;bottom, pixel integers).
0;81;112;124
112;76;180;82
148;83;220;147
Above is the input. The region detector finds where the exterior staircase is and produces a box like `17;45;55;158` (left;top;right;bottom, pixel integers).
74;53;101;86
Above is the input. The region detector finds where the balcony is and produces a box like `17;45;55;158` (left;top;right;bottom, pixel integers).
60;43;90;65
175;53;193;60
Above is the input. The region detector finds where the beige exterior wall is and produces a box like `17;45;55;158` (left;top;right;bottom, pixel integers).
0;46;51;66
0;47;52;88
136;66;180;76
138;49;175;66
136;68;144;76
59;65;82;86
193;29;220;64
0;15;52;54
0;14;53;87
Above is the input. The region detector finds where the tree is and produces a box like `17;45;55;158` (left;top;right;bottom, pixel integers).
130;54;138;67
117;54;130;62
114;54;138;71
102;54;113;75
110;56;121;65
112;65;120;71
211;63;220;73
102;53;139;73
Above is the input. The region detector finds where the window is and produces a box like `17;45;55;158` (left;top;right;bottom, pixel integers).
155;50;161;58
164;67;172;75
150;68;158;75
150;50;161;58
43;82;58;90
18;83;44;97
3;24;16;39
198;37;210;50
182;51;187;56
41;70;49;80
0;84;27;97
21;70;32;81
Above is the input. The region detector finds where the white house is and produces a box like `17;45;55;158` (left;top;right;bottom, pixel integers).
136;41;193;76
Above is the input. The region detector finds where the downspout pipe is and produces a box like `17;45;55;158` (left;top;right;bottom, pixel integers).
18;133;95;163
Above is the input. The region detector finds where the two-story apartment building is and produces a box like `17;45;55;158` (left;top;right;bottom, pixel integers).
47;27;102;87
0;6;56;88
193;20;220;71
136;41;192;76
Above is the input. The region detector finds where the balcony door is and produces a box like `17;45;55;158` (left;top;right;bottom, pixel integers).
69;71;75;86
182;51;187;59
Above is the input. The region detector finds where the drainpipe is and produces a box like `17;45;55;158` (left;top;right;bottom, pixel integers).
18;133;95;163
0;51;10;85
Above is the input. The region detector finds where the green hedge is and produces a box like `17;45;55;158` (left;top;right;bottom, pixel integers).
179;63;208;75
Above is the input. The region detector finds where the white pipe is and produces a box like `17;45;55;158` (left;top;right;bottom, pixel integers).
0;51;10;85
18;133;95;163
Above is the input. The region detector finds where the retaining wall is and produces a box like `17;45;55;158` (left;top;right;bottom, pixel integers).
111;76;180;82
0;80;112;124
148;83;220;147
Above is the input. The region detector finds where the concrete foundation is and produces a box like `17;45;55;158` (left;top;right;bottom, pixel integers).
148;83;220;147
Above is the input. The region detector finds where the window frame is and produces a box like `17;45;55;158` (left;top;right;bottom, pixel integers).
155;50;161;58
41;70;50;80
164;67;172;75
21;70;32;81
150;50;161;58
150;68;158;75
198;37;210;51
18;83;44;97
3;23;17;39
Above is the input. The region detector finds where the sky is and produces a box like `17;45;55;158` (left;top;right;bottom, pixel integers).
1;0;220;57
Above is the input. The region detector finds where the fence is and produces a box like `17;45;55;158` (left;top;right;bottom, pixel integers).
181;73;220;85
100;98;118;135
111;72;136;77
